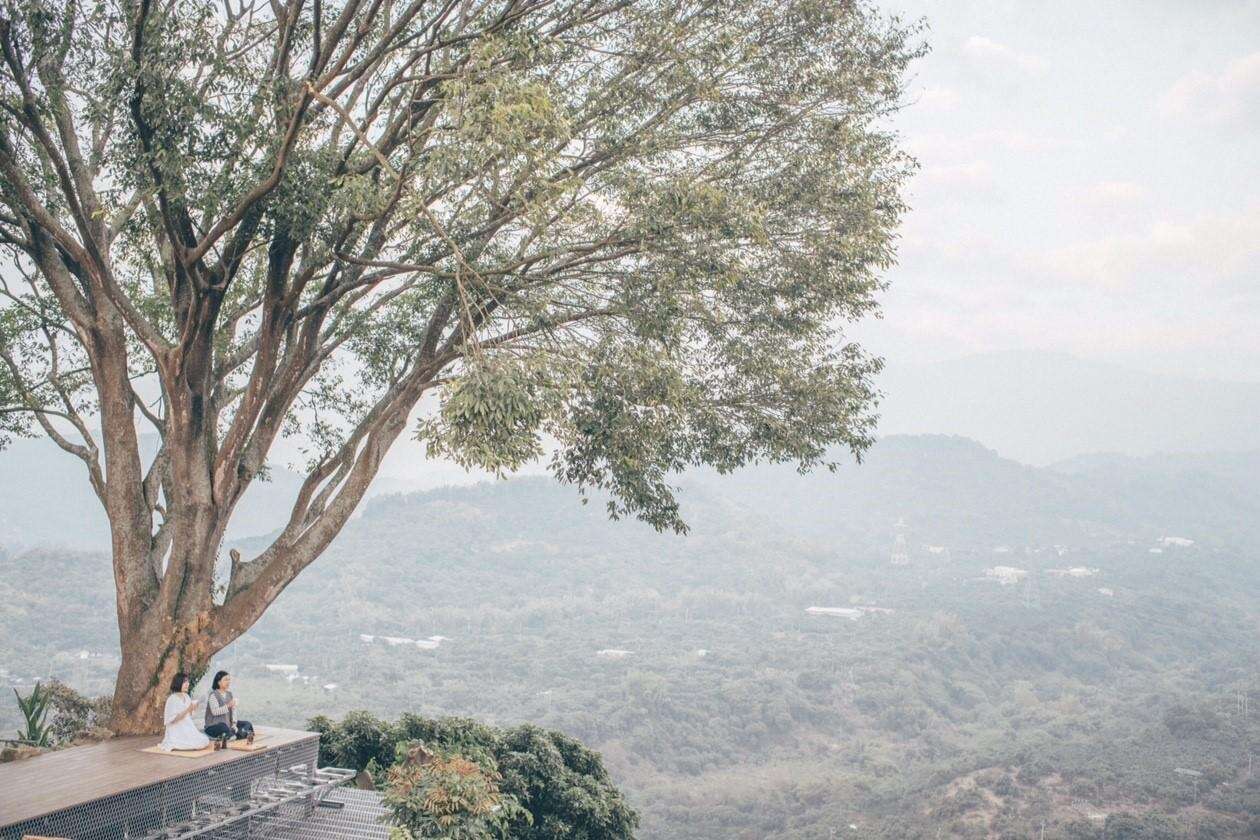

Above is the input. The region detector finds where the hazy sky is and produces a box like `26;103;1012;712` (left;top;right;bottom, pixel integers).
371;2;1260;485
851;0;1260;382
7;5;1257;496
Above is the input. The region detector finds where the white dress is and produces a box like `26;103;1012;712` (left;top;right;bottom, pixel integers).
159;693;210;751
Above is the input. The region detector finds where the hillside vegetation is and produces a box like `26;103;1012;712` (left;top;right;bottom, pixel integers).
3;435;1258;838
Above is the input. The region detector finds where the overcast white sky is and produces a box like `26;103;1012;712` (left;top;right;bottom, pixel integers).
849;0;1260;383
373;2;1260;486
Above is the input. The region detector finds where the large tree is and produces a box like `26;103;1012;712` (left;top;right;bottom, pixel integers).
0;0;921;734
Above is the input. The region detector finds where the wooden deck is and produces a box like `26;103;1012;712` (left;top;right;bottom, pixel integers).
0;726;318;828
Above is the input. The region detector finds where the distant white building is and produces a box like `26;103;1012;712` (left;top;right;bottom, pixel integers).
1159;536;1195;547
805;606;863;620
381;636;412;646
323;683;339;692
596;649;633;659
1048;567;1099;578
359;634;375;643
695;649;709;657
1149;547;1164;554
1097;588;1115;597
265;663;299;674
985;566;1028;585
924;545;949;556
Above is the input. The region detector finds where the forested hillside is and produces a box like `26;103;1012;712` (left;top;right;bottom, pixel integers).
3;435;1258;837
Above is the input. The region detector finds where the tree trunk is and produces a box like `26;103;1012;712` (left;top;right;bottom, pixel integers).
103;364;419;735
109;610;218;736
106;403;231;734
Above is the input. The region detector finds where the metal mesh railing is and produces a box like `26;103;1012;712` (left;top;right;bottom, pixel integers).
218;788;390;840
134;764;356;840
3;739;326;840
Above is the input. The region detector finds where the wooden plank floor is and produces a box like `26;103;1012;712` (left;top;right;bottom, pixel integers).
0;726;317;827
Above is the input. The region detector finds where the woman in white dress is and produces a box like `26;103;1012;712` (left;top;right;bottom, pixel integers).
160;672;210;751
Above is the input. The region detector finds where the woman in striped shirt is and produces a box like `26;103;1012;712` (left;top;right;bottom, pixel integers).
204;670;254;741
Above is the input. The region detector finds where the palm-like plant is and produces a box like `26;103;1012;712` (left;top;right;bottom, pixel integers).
14;681;53;747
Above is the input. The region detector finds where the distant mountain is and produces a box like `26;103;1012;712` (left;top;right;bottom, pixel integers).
6;433;1260;839
1047;449;1260;547
5;350;1258;547
875;351;1260;465
683;434;1260;553
4;431;1256;555
0;437;309;550
0;438;108;550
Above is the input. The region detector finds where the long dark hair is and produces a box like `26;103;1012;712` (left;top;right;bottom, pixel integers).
169;671;190;694
211;670;230;691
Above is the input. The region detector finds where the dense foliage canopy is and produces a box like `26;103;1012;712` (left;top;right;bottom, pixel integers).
0;0;921;728
312;712;639;839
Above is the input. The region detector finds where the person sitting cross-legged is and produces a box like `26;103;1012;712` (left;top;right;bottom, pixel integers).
203;670;254;741
160;672;210;752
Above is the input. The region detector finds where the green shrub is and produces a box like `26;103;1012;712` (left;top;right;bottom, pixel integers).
43;681;112;744
312;712;638;839
382;741;528;840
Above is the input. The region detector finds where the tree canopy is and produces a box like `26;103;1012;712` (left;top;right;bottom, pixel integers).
312;712;639;839
0;0;921;730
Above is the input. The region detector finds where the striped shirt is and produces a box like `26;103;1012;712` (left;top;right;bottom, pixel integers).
204;689;235;730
